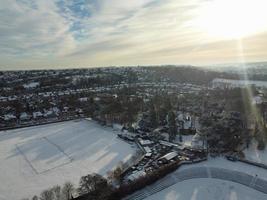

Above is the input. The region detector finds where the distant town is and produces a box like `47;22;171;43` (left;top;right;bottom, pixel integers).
1;64;267;200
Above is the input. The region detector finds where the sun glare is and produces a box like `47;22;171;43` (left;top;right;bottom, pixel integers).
194;0;267;39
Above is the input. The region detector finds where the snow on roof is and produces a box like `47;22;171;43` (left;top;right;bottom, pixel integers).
8;96;17;101
52;107;60;113
127;171;146;181
4;114;16;121
20;112;30;120
145;153;152;157
44;110;53;117
63;107;69;111
79;97;88;102
159;152;178;161
144;146;152;153
33;111;43;118
0;96;8;102
139;139;154;146
159;140;184;149
23;82;40;89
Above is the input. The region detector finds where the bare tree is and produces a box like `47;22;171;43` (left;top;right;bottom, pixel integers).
78;173;107;195
52;185;61;200
32;196;38;200
40;189;54;200
108;166;123;184
61;182;75;200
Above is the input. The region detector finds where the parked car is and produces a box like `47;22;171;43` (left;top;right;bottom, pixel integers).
225;155;237;161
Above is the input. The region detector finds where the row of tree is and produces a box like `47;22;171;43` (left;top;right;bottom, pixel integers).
21;182;75;200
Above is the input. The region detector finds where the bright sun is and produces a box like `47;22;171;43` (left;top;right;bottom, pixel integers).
194;0;267;39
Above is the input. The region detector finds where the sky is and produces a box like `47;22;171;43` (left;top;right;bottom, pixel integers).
0;0;267;70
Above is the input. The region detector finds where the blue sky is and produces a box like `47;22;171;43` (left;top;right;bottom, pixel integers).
0;0;267;70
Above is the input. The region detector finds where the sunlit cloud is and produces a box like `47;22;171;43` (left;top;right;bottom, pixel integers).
0;0;266;69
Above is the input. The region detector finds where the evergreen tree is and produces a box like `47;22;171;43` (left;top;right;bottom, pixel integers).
149;104;157;128
168;111;177;142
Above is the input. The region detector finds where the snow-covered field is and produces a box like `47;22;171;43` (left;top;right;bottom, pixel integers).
126;157;267;200
144;178;267;200
0;119;134;200
243;139;267;165
212;78;267;88
180;157;267;183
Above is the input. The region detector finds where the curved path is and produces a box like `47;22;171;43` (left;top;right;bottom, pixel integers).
124;166;267;200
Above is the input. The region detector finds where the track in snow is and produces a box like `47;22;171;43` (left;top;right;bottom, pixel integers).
16;137;72;174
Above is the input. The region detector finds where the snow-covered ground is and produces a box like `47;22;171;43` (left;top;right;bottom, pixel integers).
180;157;267;180
181;135;194;146
174;135;194;145
243;139;267;165
0;119;134;200
126;157;267;200
174;134;204;149
144;178;267;200
212;78;267;88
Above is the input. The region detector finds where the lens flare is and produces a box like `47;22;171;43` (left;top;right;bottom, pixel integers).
193;0;267;39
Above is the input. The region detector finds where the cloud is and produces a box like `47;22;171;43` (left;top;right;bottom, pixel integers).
0;0;266;69
0;0;76;60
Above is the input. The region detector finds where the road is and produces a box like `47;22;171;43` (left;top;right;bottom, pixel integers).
124;166;267;200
